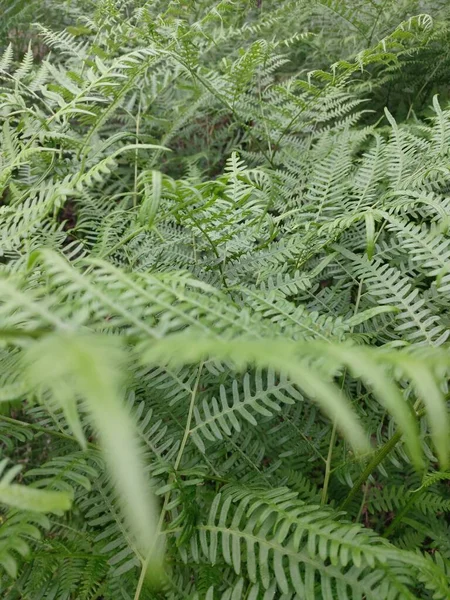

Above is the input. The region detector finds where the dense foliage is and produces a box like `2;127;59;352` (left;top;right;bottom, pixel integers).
2;0;450;598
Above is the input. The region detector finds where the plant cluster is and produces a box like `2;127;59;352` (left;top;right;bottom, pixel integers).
2;1;450;598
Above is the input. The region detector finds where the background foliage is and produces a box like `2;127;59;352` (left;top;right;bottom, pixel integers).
2;0;450;598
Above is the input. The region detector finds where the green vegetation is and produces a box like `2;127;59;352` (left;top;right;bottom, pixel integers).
2;0;450;597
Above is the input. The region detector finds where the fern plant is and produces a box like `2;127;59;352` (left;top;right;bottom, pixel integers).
2;0;450;598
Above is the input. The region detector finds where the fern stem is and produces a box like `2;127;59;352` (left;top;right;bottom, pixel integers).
355;483;369;523
133;363;203;600
323;279;363;506
382;492;419;538
340;408;427;513
133;95;142;209
340;430;403;512
133;490;171;600
175;363;204;470
321;418;338;506
367;0;390;45
98;226;147;260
